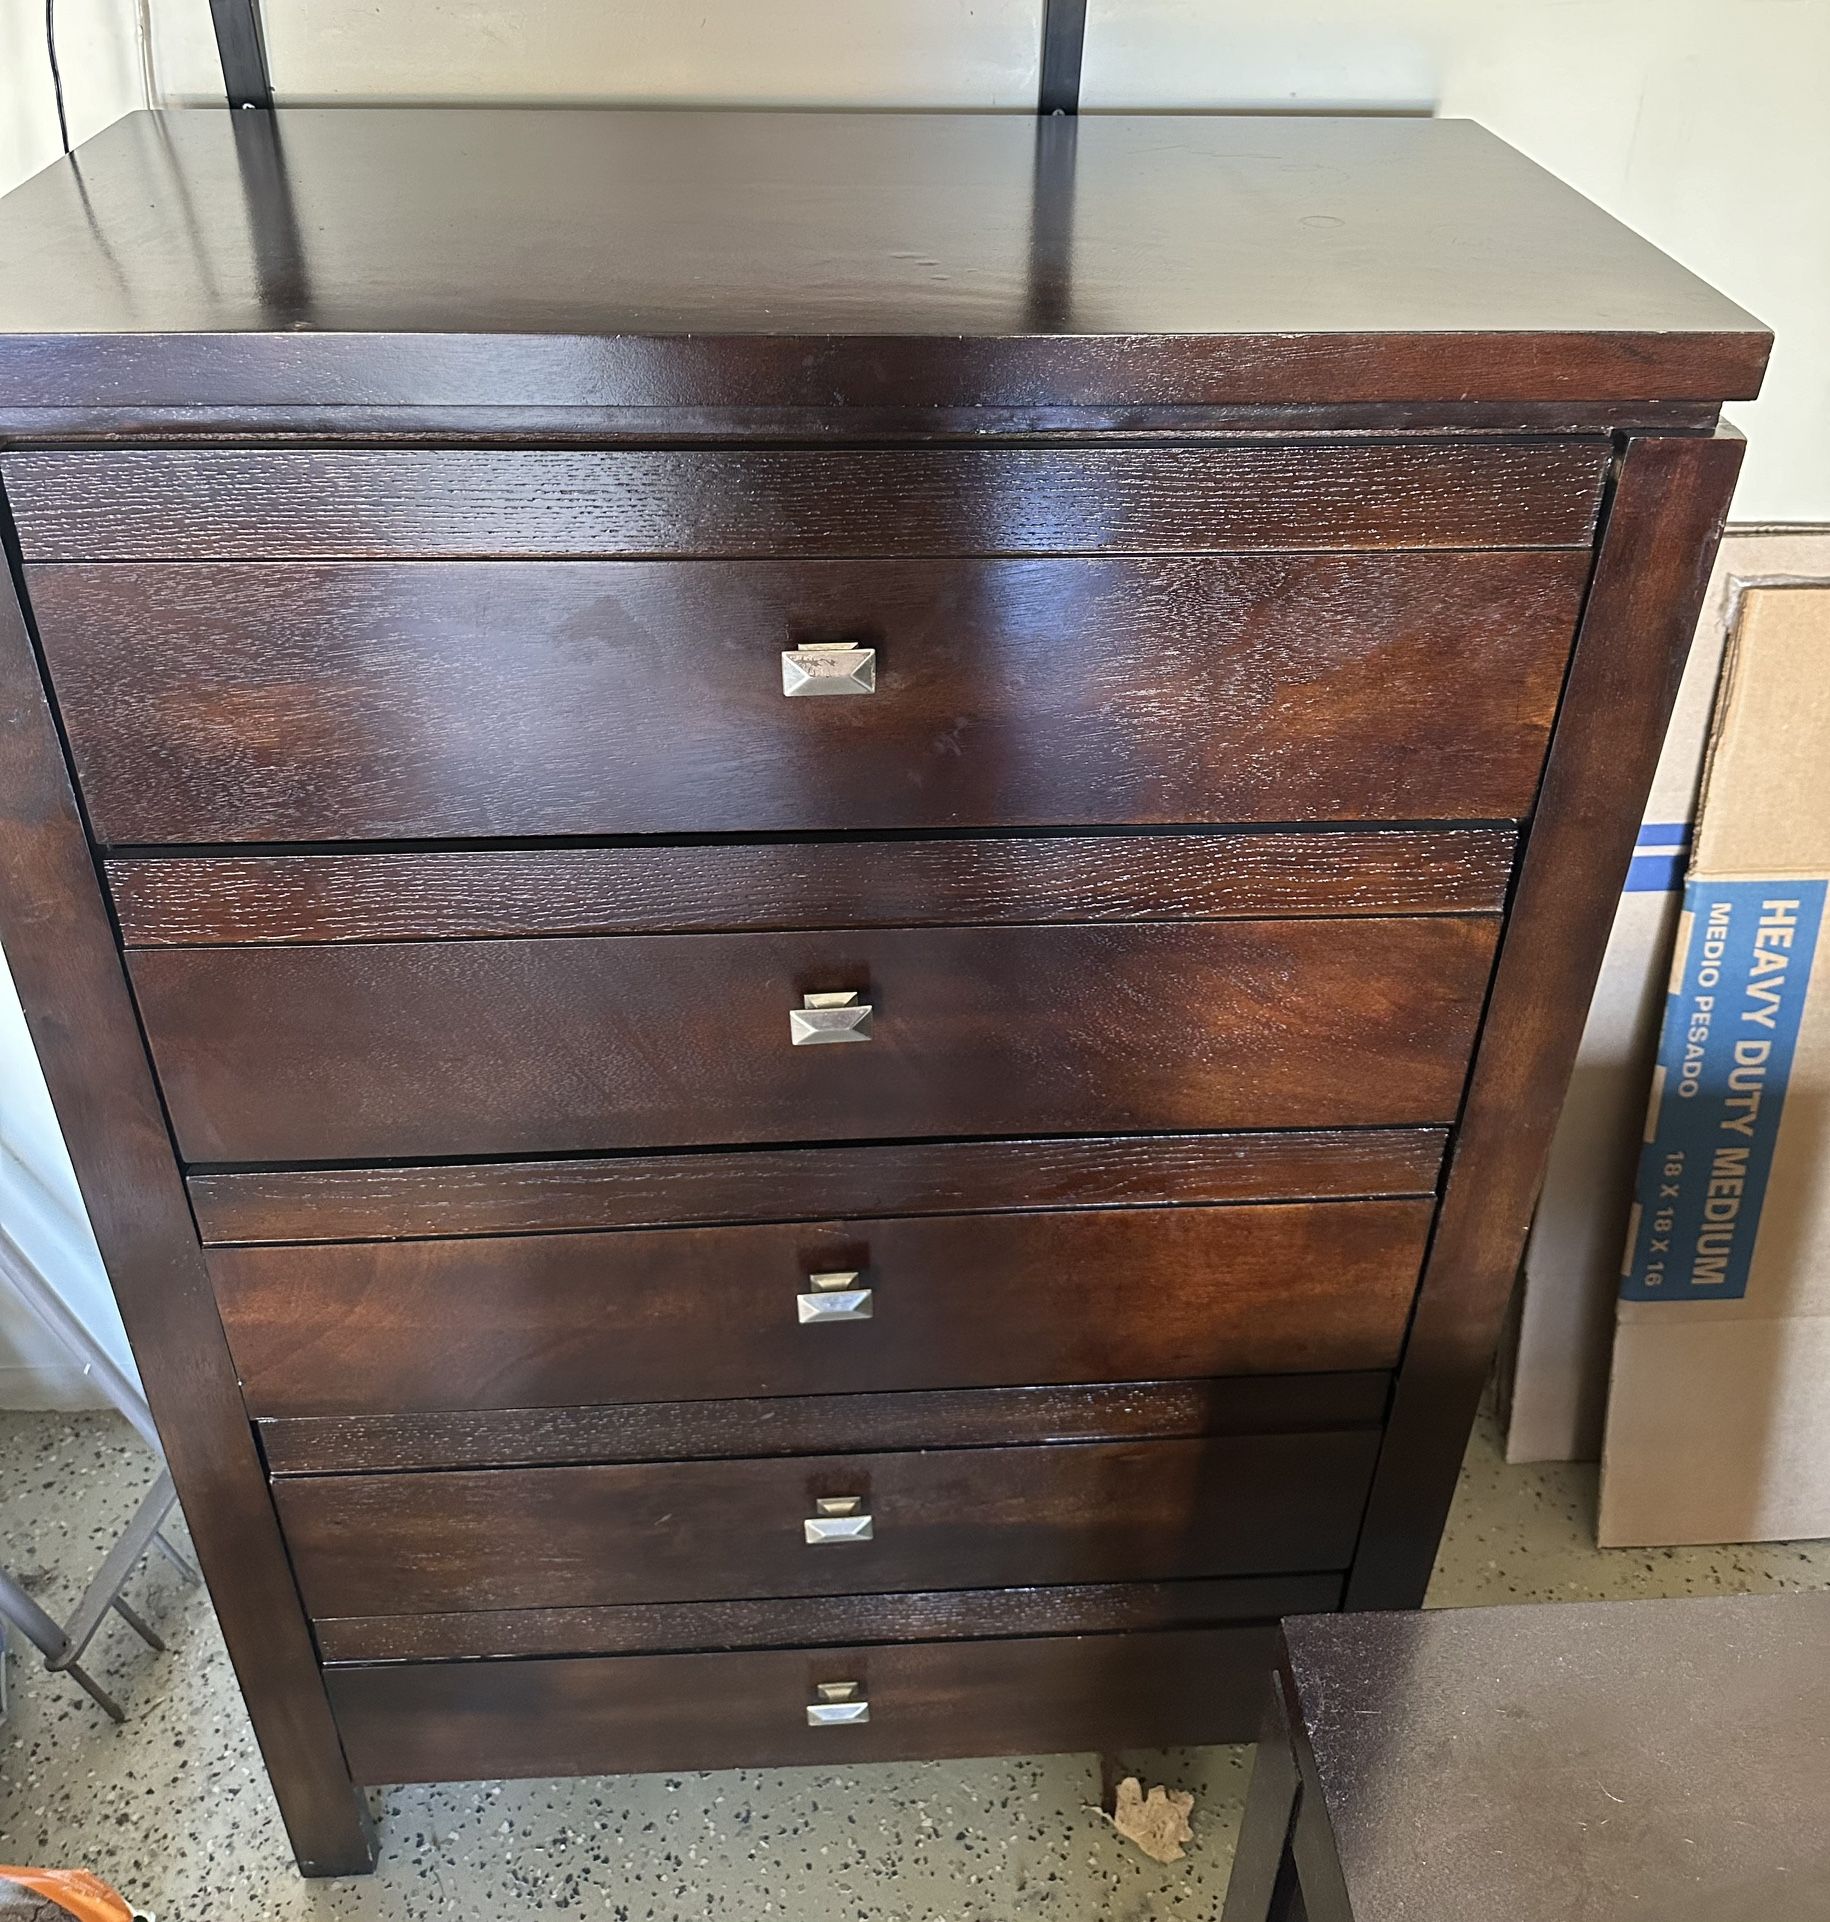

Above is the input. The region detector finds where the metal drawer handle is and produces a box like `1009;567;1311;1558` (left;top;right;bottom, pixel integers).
797;1271;874;1323
789;990;873;1046
782;641;877;697
804;1496;874;1544
807;1681;870;1727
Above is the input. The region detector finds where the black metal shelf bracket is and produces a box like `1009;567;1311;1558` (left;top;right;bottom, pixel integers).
1039;0;1087;114
209;2;1084;117
209;0;272;109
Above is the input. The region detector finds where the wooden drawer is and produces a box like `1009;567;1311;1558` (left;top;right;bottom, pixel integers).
131;915;1498;1163
213;1197;1431;1417
36;552;1587;843
2;442;1609;561
274;1428;1379;1616
326;1626;1279;1784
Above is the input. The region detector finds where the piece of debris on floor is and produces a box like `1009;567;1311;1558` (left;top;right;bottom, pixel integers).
1100;1777;1196;1864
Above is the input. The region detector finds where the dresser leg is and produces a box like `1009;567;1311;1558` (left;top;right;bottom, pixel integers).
280;1783;372;1875
288;1789;380;1879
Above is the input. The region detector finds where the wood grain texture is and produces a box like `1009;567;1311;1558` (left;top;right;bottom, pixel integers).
133;917;1500;1164
36;553;1587;841
259;1373;1395;1476
0;402;1728;448
0;551;374;1872
1346;430;1749;1611
275;1430;1381;1616
327;1626;1279;1784
314;1572;1346;1664
192;1129;1449;1247
0;402;1733;446
213;1198;1431;1417
0;111;1769;416
111;830;1518;947
3;442;1608;562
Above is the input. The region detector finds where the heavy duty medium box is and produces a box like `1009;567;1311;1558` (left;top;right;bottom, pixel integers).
1504;533;1830;1466
1603;584;1830;1545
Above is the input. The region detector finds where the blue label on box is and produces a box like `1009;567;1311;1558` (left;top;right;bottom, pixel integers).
1622;878;1826;1301
1623;822;1692;894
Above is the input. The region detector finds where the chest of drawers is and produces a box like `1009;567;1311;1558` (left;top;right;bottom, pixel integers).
0;106;1767;1875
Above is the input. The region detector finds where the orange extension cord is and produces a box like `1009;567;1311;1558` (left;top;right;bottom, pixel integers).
0;1867;139;1920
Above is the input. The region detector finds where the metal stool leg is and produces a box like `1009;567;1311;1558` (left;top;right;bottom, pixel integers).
1;1470;185;1719
57;1659;127;1723
0;1230;192;1718
110;1595;167;1653
152;1528;200;1584
0;1564;127;1723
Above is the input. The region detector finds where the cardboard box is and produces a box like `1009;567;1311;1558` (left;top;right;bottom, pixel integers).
1503;532;1830;1464
1601;584;1830;1545
1501;875;1684;1459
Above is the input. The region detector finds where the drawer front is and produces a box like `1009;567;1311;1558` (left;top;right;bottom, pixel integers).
131;916;1498;1163
259;1374;1396;1477
113;830;1516;950
213;1198;1432;1417
315;1573;1347;1664
326;1627;1277;1784
193;1127;1448;1247
275;1429;1380;1616
3;442;1609;560
37;553;1587;843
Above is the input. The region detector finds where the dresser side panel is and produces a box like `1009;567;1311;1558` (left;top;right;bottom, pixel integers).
1346;428;1748;1609
0;513;375;1876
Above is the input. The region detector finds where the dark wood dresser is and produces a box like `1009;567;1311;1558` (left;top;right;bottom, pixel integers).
0;107;1768;1875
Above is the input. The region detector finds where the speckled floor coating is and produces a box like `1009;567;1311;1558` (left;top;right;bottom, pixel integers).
1;1409;1825;1918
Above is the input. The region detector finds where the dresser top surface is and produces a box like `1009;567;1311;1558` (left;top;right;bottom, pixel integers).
0;107;1768;415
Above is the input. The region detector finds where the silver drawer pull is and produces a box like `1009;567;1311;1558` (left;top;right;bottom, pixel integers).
789;990;873;1046
804;1496;874;1544
797;1271;874;1323
807;1681;871;1727
782;642;877;697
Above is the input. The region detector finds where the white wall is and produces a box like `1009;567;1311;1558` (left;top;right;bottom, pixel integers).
3;0;149;189
154;0;1043;110
0;0;1826;1403
0;946;136;1409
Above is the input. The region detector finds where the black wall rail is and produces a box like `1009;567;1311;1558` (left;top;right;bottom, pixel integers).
209;0;273;110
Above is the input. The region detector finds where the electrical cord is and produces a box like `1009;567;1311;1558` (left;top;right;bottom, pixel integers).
46;0;72;155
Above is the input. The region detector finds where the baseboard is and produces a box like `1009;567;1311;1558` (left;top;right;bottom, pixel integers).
0;1359;113;1412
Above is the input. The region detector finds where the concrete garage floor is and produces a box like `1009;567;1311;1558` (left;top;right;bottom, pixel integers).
3;1410;1827;1920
